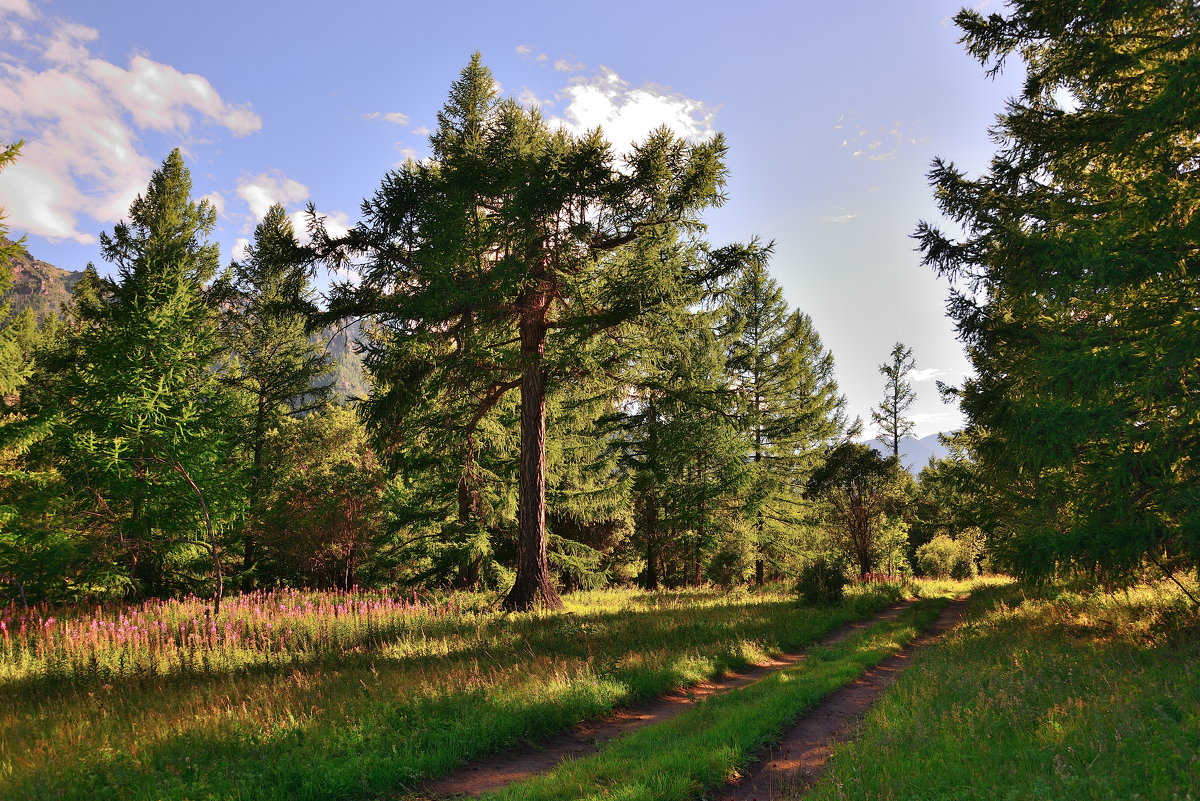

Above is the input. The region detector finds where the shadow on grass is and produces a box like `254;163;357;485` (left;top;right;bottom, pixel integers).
4;589;905;801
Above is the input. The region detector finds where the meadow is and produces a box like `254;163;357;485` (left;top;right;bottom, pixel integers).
1;582;910;801
799;580;1200;801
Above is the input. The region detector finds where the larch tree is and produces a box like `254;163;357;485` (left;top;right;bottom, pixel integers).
323;54;733;610
214;203;333;587
871;342;916;460
722;256;847;584
53;149;238;609
917;0;1200;591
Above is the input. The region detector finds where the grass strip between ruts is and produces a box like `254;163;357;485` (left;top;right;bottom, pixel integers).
479;597;950;801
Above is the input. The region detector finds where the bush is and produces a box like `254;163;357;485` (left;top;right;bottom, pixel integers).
796;555;848;606
916;534;978;580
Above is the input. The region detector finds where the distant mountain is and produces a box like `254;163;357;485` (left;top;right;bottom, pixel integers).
2;238;85;321
1;240;370;403
322;318;371;402
864;433;950;474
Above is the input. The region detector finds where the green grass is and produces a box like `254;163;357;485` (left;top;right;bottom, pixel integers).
1;583;907;801
479;592;960;801
799;579;1200;801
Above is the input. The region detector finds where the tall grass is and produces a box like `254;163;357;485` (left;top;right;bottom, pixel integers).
1;583;904;801
801;579;1200;801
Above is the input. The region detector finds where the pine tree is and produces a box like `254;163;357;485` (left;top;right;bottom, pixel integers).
871;342;916;459
54;150;238;608
324;55;732;610
918;1;1200;589
723;257;847;584
214;203;333;586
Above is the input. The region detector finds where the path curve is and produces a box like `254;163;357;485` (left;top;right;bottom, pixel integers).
714;595;971;801
416;599;916;799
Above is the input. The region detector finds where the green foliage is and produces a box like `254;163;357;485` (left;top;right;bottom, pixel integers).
795;554;848;607
722;253;847;583
37;150;239;603
256;407;391;588
325;54;734;610
808;442;909;578
213;203;333;587
917;1;1200;583
915;533;978;580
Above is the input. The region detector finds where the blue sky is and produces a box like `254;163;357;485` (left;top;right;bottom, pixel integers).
0;0;1022;438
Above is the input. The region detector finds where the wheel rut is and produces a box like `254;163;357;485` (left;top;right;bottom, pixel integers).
415;599;915;798
714;595;970;801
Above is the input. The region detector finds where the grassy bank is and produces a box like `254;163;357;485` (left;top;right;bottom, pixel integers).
482;592;961;801
801;580;1200;801
2;583;903;801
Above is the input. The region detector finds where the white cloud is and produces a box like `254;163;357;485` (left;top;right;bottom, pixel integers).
393;144;421;165
549;68;718;151
515;44;532;56
231;236;251;262
0;0;36;20
201;190;225;216
554;58;584;73
412;125;431;136
819;213;857;224
0;12;262;242
365;111;411;125
236;171;310;221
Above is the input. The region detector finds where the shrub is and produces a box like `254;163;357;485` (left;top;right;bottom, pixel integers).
916;534;978;580
796;555;848;606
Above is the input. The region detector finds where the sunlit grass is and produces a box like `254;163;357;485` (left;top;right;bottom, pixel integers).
481;596;956;801
1;582;906;801
799;578;1200;801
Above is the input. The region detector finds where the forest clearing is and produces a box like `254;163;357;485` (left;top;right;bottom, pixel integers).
2;0;1199;798
2;577;1195;800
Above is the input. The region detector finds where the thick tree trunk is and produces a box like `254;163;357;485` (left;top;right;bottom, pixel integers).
501;287;563;611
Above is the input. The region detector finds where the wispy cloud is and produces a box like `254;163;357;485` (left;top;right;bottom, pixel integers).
365;111;411;125
909;367;959;382
819;213;857;224
837;112;925;162
553;58;584;73
0;4;261;243
515;44;532;56
0;0;36;19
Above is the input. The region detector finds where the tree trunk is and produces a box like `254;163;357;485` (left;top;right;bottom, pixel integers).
242;394;269;590
501;287;563;611
642;495;659;590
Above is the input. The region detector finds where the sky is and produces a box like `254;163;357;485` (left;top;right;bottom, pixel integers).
0;0;1025;438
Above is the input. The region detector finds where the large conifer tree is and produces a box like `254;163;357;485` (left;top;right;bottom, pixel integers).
54;150;238;606
723;257;846;583
325;55;731;610
215;203;333;586
918;1;1200;587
